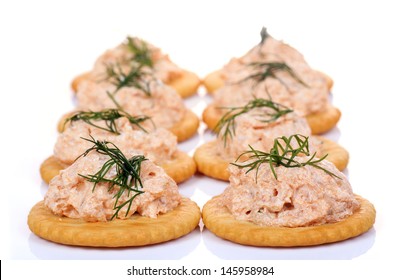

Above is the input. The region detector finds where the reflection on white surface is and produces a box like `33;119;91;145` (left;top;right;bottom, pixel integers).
28;227;202;260
202;228;376;260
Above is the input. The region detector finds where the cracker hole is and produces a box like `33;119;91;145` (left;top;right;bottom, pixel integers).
273;189;278;196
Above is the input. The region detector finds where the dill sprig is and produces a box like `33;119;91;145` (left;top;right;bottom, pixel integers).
124;37;154;68
231;134;341;181
259;26;269;46
104;62;153;96
240;62;308;88
215;97;293;145
77;136;147;220
64;109;151;134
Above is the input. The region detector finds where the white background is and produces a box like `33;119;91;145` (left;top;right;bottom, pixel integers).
1;0;398;279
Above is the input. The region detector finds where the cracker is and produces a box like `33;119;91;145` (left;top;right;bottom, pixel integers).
193;136;349;181
202;194;375;247
161;151;197;184
71;70;200;98
166;70;201;98
40;156;69;185
203;70;225;94
41;151;196;185
203;69;333;95
317;136;349;171
203;103;341;135
57;111;74;133
168;109;200;142
306;105;341;135
70;71;91;94
193;141;230;181
28;197;201;247
57;109;199;143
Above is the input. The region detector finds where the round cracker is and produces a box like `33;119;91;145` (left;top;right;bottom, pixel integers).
202;103;340;135
317;136;349;171
193;141;230;181
203;69;333;95
167;70;201;98
40;156;69;185
203;70;225;94
70;71;91;93
193;137;349;182
57;111;74;133
41;151;196;185
71;70;200;98
28;197;201;247
161;151;197;184
57;109;199;143
202;194;375;247
168;109;200;142
306;105;341;135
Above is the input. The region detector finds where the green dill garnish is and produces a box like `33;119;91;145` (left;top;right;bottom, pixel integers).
124;37;154;68
215;97;293;145
259;27;269;46
64;109;150;134
103;62;153;96
77;136;147;220
240;62;308;88
231;134;340;181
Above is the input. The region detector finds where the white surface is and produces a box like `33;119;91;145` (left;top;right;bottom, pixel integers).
1;0;399;278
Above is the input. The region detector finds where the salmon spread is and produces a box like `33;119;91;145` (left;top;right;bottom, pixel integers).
213;34;330;116
217;109;321;161
89;36;183;84
45;148;181;222
55;117;177;166
221;158;359;227
75;79;186;129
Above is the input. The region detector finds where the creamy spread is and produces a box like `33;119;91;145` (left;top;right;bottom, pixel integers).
217;109;321;160
75;79;186;129
221;159;359;227
90;37;183;83
54;117;177;165
214;35;330;116
45;149;181;222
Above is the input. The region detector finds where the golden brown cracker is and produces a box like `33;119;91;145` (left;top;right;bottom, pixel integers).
70;72;91;93
306;105;341;135
202;195;375;247
167;70;201;98
41;151;196;185
193;141;230;181
28;197;201;247
193;138;349;182
40;156;69;185
203;70;224;94
316;136;349;171
161;151;197;184
203;69;334;95
202;103;341;135
168;109;200;142
201;105;221;132
71;70;200;98
57;111;74;133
